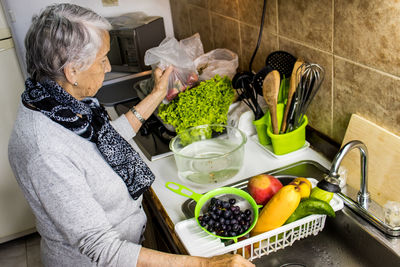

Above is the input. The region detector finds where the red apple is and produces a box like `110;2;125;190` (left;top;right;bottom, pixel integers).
247;174;283;206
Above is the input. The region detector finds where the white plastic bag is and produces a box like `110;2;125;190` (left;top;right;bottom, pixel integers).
179;33;204;60
145;37;198;102
194;48;238;81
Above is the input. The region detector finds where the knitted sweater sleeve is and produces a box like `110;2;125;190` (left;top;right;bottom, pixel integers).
27;153;141;266
110;114;136;141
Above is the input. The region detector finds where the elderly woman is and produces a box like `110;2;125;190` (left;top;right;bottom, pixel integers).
8;3;253;267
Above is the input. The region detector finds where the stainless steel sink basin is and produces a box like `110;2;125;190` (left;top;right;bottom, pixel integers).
254;208;400;267
181;160;400;266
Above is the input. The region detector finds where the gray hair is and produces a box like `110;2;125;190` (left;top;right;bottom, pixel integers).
25;3;111;82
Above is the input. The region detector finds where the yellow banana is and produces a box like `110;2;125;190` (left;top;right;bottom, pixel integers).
251;184;301;236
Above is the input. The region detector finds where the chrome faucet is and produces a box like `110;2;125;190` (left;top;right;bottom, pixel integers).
329;140;370;208
320;140;400;236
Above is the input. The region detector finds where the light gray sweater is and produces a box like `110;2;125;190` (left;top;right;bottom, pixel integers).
8;103;146;266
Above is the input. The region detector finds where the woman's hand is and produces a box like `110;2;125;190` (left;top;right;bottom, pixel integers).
206;254;255;267
152;66;173;99
138;247;255;267
125;66;173;131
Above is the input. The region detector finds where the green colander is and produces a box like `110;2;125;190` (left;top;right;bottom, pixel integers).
165;181;261;242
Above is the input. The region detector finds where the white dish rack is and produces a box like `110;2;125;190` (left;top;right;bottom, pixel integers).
175;178;344;261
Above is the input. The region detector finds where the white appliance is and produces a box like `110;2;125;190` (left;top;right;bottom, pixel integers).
0;3;35;243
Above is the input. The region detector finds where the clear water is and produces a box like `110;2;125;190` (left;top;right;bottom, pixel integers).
175;139;244;184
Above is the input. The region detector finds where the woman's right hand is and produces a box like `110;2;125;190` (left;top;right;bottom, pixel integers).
206;254;255;267
152;66;173;99
138;247;255;267
127;66;173;131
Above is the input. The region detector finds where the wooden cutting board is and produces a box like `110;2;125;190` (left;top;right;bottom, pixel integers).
341;114;400;205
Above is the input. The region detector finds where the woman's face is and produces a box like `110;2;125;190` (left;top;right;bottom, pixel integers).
72;31;111;100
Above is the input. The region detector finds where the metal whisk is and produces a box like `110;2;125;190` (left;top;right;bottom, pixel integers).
286;63;325;132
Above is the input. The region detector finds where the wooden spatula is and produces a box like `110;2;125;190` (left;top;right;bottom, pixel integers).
280;58;304;133
262;70;281;134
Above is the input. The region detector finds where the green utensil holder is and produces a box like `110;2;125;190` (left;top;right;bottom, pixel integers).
254;103;308;155
253;78;289;146
253;103;285;146
267;110;308;155
253;114;271;145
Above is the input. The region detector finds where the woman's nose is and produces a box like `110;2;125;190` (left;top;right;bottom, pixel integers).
104;57;111;73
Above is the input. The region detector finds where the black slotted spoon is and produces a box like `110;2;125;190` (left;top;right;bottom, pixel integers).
253;51;297;96
266;50;297;78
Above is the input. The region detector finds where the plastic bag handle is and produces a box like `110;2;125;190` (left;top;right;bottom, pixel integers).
165;182;203;202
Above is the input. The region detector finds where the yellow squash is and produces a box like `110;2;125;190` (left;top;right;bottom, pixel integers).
251;184;301;236
289;177;312;199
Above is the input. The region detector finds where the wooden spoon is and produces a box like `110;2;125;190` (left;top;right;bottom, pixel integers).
281;58;304;133
262;70;281;134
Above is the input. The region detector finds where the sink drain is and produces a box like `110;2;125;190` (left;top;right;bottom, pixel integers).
279;263;306;267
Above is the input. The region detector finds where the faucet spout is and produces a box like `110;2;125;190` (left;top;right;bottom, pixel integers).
329;140;370;208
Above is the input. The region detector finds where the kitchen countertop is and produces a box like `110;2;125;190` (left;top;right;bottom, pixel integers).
128;129;400;262
128;136;332;225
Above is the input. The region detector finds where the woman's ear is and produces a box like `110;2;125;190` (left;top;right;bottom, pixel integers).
63;63;77;85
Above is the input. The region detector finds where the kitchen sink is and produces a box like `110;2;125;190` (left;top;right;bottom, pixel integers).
181;160;400;266
253;208;400;267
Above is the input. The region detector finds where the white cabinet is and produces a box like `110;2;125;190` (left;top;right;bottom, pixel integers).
0;3;35;243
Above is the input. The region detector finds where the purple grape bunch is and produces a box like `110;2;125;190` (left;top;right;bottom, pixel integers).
198;197;253;237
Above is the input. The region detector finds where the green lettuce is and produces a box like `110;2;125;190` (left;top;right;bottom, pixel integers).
158;75;235;134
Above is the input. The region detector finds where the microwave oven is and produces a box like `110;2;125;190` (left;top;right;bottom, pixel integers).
107;17;166;73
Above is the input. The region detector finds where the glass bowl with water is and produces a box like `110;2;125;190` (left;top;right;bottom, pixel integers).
170;124;247;184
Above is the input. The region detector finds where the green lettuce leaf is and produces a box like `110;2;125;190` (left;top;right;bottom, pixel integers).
158;75;235;134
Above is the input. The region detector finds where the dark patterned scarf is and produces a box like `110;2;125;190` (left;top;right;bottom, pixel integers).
22;78;155;200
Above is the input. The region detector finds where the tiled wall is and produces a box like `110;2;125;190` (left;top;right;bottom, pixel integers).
169;0;400;143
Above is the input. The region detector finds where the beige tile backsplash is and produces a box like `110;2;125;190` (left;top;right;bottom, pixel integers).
169;0;400;144
279;0;333;52
211;13;241;56
209;0;239;19
188;5;213;52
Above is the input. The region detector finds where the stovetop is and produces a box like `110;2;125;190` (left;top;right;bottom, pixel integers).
115;98;176;161
133;113;176;161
